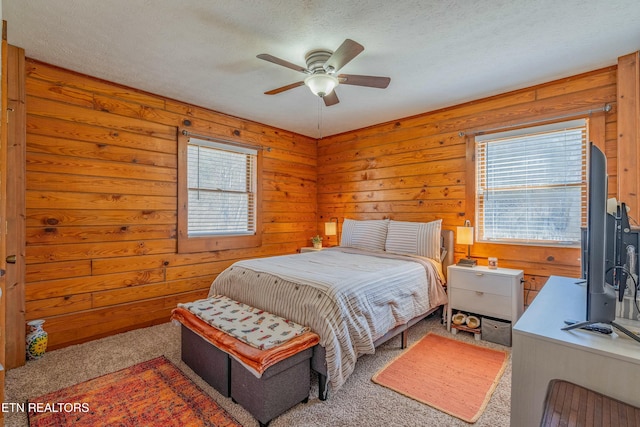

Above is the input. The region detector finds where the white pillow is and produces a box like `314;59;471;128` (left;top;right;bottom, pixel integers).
340;218;389;251
385;219;442;260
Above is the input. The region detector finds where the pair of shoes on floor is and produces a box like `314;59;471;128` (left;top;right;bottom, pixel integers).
452;312;480;329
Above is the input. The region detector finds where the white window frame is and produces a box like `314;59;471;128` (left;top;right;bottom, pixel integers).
475;119;588;246
178;133;262;253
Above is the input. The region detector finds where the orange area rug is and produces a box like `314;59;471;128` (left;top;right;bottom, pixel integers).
28;356;242;427
372;332;508;423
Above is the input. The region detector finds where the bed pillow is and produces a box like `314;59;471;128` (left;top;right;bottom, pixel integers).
340;218;389;251
385;219;442;260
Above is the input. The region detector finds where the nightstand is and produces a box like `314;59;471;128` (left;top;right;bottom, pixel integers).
446;265;524;335
300;247;323;253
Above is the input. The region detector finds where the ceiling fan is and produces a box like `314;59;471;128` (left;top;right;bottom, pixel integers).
257;39;390;106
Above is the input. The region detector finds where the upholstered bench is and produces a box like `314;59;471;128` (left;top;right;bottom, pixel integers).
172;296;319;427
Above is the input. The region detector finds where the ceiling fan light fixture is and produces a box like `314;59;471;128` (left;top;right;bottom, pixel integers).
304;73;339;98
259;39;389;106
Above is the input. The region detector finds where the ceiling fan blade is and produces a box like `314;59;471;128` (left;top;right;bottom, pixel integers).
323;91;339;107
257;54;308;74
324;39;364;73
338;74;390;89
264;81;305;95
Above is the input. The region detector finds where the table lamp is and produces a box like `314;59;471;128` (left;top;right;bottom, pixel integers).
324;217;339;246
456;220;477;267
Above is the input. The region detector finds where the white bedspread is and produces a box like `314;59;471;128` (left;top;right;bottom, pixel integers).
208;247;447;390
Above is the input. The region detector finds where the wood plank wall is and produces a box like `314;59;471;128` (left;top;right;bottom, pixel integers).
23;58;317;351
16;55;623;352
617;52;640;220
317;67;618;306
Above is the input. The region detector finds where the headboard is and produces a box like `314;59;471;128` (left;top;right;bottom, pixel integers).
441;229;454;280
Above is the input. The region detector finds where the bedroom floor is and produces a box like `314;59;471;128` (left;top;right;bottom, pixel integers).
4;315;511;427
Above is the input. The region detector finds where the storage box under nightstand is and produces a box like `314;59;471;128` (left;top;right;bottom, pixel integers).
482;316;512;346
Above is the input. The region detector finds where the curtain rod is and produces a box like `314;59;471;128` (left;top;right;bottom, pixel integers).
181;129;271;152
460;103;612;137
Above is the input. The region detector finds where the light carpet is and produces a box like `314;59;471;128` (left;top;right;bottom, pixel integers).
6;316;512;427
372;333;508;423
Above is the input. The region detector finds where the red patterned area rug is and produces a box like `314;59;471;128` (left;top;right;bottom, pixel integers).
372;332;508;423
28;356;242;427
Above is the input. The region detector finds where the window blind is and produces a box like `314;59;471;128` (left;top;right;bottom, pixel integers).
187;138;257;237
475;119;587;245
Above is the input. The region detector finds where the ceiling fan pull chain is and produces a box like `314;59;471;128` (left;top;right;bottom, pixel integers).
317;97;323;139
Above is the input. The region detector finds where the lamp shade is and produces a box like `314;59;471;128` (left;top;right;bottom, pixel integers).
325;221;337;236
304;74;339;97
456;225;474;246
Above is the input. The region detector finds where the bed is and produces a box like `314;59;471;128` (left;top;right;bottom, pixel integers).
207;218;454;399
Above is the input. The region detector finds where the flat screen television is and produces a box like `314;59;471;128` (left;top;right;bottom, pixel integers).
562;143;640;342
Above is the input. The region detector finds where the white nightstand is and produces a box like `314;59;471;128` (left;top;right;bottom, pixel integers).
446;265;524;334
300;247;323;253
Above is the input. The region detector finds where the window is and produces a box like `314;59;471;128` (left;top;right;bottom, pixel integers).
475;119;588;246
188;138;257;236
178;134;262;253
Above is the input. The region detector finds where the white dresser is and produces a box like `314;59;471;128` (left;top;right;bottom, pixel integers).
511;276;640;426
446;265;524;332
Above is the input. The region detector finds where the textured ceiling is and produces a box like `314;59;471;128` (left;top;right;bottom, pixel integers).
4;1;640;138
